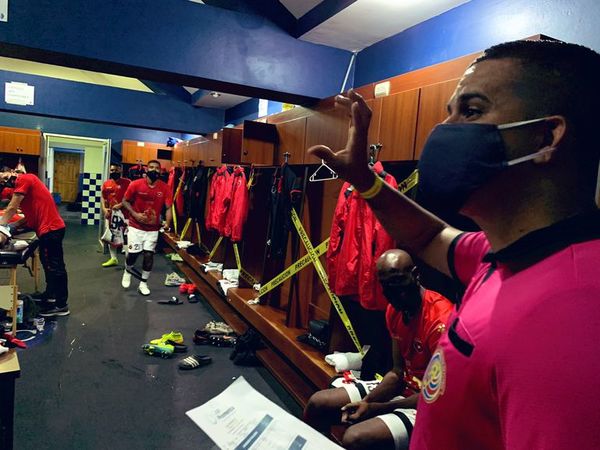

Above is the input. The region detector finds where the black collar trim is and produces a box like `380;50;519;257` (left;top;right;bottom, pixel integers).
482;209;600;266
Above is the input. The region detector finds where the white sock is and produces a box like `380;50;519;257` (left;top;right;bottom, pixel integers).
109;247;118;260
142;271;151;281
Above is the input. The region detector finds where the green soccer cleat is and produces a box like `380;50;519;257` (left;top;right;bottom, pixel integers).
102;257;118;267
142;343;174;358
150;331;184;345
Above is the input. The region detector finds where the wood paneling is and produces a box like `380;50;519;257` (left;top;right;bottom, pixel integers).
378;89;420;161
276;118;307;165
414;78;460;159
53;151;81;202
304;108;349;165
366;98;382;147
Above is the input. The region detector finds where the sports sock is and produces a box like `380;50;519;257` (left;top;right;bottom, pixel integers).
142;270;151;281
109;247;118;260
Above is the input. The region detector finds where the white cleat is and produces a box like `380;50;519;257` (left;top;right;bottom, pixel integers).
122;271;132;289
138;282;151;296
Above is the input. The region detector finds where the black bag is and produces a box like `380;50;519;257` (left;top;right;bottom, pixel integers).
296;319;330;352
230;328;265;366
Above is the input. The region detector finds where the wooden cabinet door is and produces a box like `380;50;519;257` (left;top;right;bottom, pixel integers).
276;117;306;164
378;89;420;161
241;139;275;165
15;133;41;155
414;79;459;159
304;108;349;164
205;132;223;166
222;128;242;164
122;141;142;164
366;98;382;147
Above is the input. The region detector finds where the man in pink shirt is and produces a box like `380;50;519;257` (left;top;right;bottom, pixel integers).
309;40;600;449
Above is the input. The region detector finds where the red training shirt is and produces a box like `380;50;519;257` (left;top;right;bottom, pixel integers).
124;178;172;231
13;173;65;237
386;289;452;383
412;211;600;450
101;177;131;218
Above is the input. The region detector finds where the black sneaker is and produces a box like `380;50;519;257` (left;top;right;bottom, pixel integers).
39;305;70;317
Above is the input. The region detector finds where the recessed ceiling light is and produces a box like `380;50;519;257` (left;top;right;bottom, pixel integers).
210;91;221;98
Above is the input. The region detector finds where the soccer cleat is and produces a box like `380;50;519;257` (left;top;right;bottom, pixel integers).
150;331;184;345
138;282;151;296
203;321;234;335
142;343;174;358
101;257;118;268
164;272;186;287
121;271;132;289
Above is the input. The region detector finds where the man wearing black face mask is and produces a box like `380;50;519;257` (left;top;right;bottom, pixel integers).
100;163;131;267
121;160;172;296
309;40;600;449
304;249;451;450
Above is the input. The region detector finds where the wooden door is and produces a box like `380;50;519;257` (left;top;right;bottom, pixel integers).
414;79;460;159
366;98;382;147
222;128;243;164
15;133;41;155
53;152;82;202
275;117;306;164
122;141;143;164
378;89;420;161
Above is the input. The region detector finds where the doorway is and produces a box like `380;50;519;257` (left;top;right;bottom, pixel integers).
52;150;83;203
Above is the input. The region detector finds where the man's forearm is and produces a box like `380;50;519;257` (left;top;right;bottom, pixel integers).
121;199;135;216
164;207;173;227
0;204;18;226
363;370;405;403
361;175;447;257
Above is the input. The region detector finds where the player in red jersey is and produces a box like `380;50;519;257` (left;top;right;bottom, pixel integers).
100;162;131;267
304;250;452;449
0;169;69;317
121;160;172;296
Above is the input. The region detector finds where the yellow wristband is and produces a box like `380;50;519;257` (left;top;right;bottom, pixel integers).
359;175;384;200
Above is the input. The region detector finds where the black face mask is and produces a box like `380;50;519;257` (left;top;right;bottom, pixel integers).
109;172;121;180
381;276;421;324
4;175;16;188
146;170;159;182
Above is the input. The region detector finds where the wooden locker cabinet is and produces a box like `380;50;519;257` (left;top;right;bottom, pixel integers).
221;128;243;165
0;127;41;155
376;89;420;161
414;79;460;159
241;121;277;165
304;108;348;165
204;132;223;167
122;140;149;164
275;117;306;164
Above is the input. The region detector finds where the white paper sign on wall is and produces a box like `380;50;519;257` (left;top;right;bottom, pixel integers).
0;0;8;22
5;82;35;106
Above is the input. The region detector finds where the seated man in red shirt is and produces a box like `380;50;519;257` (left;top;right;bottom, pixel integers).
100;162;131;267
121;160;172;296
0;169;69;317
304;249;452;450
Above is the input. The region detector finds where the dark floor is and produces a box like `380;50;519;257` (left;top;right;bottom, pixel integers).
12;217;301;450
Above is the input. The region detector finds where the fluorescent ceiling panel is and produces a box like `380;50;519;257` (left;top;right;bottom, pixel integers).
300;0;470;51
194;92;251;109
0;56;153;92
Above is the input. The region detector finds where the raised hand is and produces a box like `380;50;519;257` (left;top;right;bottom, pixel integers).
307;89;374;191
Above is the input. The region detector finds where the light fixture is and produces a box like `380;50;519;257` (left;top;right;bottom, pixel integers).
210;91;221;98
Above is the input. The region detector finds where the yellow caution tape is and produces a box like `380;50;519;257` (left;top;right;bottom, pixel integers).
208;236;223;261
257;238;330;297
291;209;363;355
233;243;259;286
180;218;192;239
397;169;419;194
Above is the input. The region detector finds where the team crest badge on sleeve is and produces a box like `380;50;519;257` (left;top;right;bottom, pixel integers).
422;348;446;403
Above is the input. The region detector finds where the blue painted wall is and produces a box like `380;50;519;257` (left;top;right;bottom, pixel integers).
0;111;187;152
0;70;223;134
225;99;259;126
355;0;600;86
0;0;352;102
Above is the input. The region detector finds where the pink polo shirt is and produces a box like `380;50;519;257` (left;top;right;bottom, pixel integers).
411;210;600;450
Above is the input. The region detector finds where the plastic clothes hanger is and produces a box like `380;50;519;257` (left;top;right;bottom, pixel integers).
309;159;338;182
